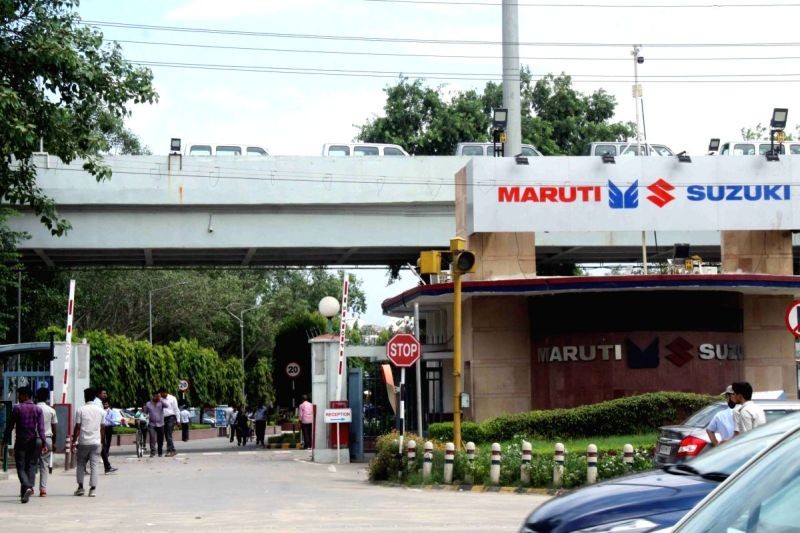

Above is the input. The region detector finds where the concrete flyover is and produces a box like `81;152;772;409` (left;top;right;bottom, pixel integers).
3;153;750;268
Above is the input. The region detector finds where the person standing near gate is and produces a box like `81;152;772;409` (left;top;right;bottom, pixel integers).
298;395;314;450
101;400;119;474
143;392;167;458
35;387;58;496
159;387;180;457
179;404;191;442
71;387;104;497
2;386;47;503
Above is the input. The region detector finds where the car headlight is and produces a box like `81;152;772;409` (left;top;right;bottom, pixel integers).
573;518;660;532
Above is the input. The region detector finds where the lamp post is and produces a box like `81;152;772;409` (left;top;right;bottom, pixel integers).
227;305;260;403
148;281;189;344
318;296;340;333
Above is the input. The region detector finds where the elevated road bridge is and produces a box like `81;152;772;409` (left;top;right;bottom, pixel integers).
3;153;756;269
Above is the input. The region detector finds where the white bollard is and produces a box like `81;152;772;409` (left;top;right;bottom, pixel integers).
521;440;532;485
587;444;598;484
553;443;565;488
444;442;455;484
623;444;634;469
407;440;417;472
423;441;433;481
465;442;476;484
490;443;501;485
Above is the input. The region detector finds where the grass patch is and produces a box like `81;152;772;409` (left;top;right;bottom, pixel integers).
267;432;301;445
527;434;656;455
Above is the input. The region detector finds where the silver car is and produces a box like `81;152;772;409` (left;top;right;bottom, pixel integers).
654;399;800;466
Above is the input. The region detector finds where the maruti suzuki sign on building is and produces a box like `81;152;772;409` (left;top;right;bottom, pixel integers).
467;156;800;232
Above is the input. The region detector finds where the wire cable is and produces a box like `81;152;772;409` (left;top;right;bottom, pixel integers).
361;0;800;7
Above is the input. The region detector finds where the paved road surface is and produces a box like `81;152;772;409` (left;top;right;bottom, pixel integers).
0;436;549;532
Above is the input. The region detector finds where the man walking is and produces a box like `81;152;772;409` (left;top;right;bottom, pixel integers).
35;387;58;496
72;387;104;497
254;403;268;447
2;386;46;503
159;387;180;457
179;404;191;442
732;381;766;435
143;391;167;457
101;400;119;474
298;395;314;450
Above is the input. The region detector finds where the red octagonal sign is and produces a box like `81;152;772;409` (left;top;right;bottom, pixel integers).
386;333;421;367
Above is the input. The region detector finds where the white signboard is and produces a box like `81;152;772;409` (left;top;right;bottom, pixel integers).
324;408;352;424
467;156;800;232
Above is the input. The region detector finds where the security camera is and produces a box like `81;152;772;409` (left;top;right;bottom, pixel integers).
637;56;644;64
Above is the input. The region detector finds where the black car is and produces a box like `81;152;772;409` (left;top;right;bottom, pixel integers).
519;411;800;533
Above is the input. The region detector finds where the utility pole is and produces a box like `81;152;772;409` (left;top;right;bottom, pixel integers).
502;0;521;157
633;45;648;275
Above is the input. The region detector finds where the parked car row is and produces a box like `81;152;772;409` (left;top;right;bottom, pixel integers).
519;400;800;533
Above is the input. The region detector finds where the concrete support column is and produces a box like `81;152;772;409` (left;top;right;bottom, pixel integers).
721;230;796;398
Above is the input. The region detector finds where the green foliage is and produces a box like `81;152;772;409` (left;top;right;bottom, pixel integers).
741;123;794;141
246;357;274;407
1;0;157;236
358;72;633;156
428;392;715;443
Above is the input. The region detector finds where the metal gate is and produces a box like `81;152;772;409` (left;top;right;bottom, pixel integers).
361;362;397;453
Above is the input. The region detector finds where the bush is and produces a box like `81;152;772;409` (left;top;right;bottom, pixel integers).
428;392;715;443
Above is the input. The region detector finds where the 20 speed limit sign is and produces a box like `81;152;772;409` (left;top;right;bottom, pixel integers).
285;361;302;379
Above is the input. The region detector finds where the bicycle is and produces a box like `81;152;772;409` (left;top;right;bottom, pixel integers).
129;412;149;458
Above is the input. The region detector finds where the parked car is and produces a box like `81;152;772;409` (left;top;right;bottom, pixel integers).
654;398;800;466
582;141;674;157
454;142;542;157
519;411;800;533
321;143;409;156
709;139;800;156
670;416;800;532
185;143;269;157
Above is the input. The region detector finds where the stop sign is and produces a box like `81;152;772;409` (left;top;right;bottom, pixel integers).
386;333;421;367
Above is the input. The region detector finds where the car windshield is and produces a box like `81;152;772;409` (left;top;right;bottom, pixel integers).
681;411;800;477
675;427;800;532
683;403;726;427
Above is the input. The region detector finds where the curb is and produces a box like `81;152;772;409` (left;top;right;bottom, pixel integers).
379;481;548;495
263;443;304;449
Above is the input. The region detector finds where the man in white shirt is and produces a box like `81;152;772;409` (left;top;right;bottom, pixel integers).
101;400;120;474
35;387;57;497
159;387;180;457
179;405;191;442
706;385;738;446
71;387;105;497
732;381;767;435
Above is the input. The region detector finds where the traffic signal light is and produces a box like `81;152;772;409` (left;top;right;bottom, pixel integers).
449;237;476;274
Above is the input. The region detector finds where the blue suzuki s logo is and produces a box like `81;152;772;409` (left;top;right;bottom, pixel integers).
608;180;639;209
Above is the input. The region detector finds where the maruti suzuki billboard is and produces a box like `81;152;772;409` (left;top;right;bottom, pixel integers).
466;156;799;232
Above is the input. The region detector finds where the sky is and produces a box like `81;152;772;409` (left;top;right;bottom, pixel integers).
74;0;800;324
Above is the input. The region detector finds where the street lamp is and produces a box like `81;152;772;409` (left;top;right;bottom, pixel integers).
227;304;261;403
767;107;789;161
318;296;340;333
148;281;189;344
492;108;508;157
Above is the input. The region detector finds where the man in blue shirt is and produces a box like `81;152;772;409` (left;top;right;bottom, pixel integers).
2;386;47;503
706;385;738;446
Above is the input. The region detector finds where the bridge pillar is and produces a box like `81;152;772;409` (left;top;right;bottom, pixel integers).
721;230;796;398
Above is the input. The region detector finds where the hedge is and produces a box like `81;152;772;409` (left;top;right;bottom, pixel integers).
428;392;716;443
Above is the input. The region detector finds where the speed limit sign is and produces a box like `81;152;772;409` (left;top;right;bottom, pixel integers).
285;362;302;379
178;379;190;392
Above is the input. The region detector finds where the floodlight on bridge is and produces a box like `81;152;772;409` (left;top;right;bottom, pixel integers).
515;154;529;165
677;151;692;163
170;138;181;153
492;108;508;130
602;153;616;164
708;138;720;153
771;108;789;129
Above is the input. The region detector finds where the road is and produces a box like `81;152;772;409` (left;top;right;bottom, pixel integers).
0;436;549;532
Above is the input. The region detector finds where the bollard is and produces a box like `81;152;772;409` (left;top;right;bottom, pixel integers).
465;442;476;484
407;440;417;472
623;444;634;469
423;441;433;481
587;444;598;484
520;440;532;485
553;442;565;488
490;443;501;485
444;442;455;484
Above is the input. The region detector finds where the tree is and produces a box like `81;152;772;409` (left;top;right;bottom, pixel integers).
358;72;633;156
741;123;794;142
0;209;26;339
1;0;157;236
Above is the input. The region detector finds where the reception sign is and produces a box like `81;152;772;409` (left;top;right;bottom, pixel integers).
467;155;800;232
